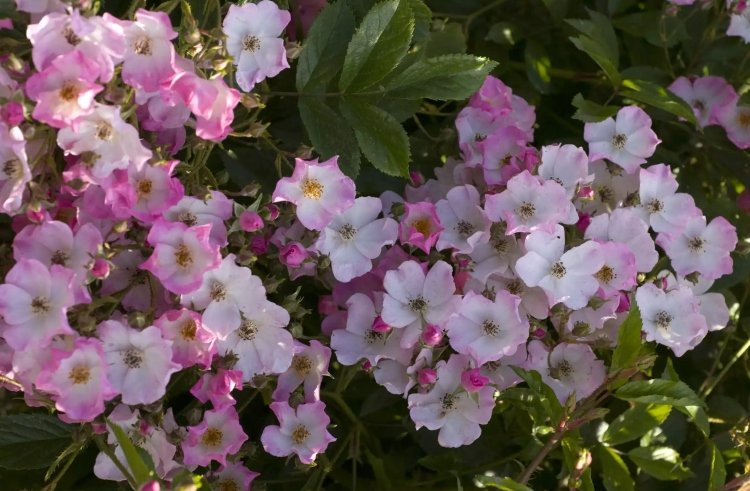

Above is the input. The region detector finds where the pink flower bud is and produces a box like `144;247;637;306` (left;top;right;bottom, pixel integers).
279;242;307;268
421;324;443;346
264;203;280;221
318;295;337;316
25;207;47;224
738;190;750;214
577;185;594;200
139;481;160;491
1;102;23;126
461;368;489;392
417;368;437;386
532;328;546;339
371;316;391;334
91;258;110;279
361;360;372;371
616;292;631;313
239;210;264;232
409;171;425;187
249;235;268;255
454;271;470;294
575;212;591;234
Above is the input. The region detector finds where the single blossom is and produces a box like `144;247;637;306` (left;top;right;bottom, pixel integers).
584;106;660;174
538;144;591;197
528;341;606;403
209;463;259;491
399;201;444;254
668;76;738;127
165;190;233;247
435;185;491;253
273;340;331;403
154;309;215;369
316;196;398;282
636;164;701;234
584;208;658;272
0;123;31;214
272;156;356;231
190;369;243;409
261;401;336;464
182;406;248;467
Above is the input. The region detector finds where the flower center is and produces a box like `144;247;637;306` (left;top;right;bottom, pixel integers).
215;480;240;491
174;243;193;268
291;355;312;376
739;110;750;128
62;24;81;45
597;186;614;203
411;218;432;237
201;427;224;448
654;311;673;330
179;211;198;227
517;201;536;220
133;36;152;55
572;321;591;336
209;281;227;301
59;81;80;102
31;296;50;314
556;359;573;378
2;159;22;179
550;261;566;279
408;296;428;313
455;220;475;237
688;236;705;253
122;348;143;369
301;178;323;200
645;198;664;214
96;122;113;141
491;235;509;254
180;319;197;340
506;279;523;296
137;179;153;196
441;393;456;411
51;250;69;266
291;424;310;444
612;133;627;150
238;318;258;341
242;34;261;52
338;223;357;241
692;99;706;112
595;265;616;284
482;319;500;336
365;329;386;344
68;365;91;384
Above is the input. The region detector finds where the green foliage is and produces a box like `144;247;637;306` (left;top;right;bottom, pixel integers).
601;404;671;446
615;379;705;408
0;414;74;470
627;446;693;481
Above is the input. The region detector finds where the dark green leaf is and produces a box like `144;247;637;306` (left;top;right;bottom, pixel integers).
627;446;693;481
708;442;726;491
567;10;620;85
339;98;410;177
0;414;74;470
615;379;705;408
601;404;671;446
408;0;431;46
569;35;620;86
299;97;361;177
384;54;497;100
525;41;553;94
613;11;687;48
571;93;619;122
339;0;415;92
620;79;697;125
424;22;467;56
473;475;533;491
596;446;635;491
511;367;563;422
107;420;154;485
0;0;15;17
610;304;642;373
296;2;356;91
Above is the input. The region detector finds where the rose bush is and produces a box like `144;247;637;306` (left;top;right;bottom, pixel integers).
0;0;748;490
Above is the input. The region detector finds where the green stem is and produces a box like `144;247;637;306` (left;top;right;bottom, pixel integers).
93;434;137;490
702;336;750;398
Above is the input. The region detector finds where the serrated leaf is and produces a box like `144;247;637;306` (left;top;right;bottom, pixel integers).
0;414;74;470
601;404;671;446
610;304;642;373
408;0;431;46
339;98;410;177
567;10;620;86
620;79;697;125
615;379;705;408
569;35;620;86
339;0;415;92
612;11;687;48
384;54;497;100
627;446;693;481
511;367;564;422
596;445;635;491
473;475;533;491
299;97;361;177
107;419;154;485
296;2;356;92
571;93;619;122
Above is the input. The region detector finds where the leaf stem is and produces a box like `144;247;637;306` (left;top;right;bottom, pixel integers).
702;336;750;398
93;434;137;489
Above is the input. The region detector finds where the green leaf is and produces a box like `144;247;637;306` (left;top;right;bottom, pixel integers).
627;446;693;481
511;367;564;422
0;0;15;17
610;304;642;373
601;404;671;446
299;97;361;177
525;40;553;94
0;414;74;470
612;11;687;48
571;93;619;122
339;0;415;92
107;419;154;485
708;442;726;491
473;475;533;491
384;54;497;100
620;79;697;125
296;2;356;92
567;10;620;85
339;98;410;177
424;22;467;56
615;379;705;408
596;446;635;491
408;0;431;46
